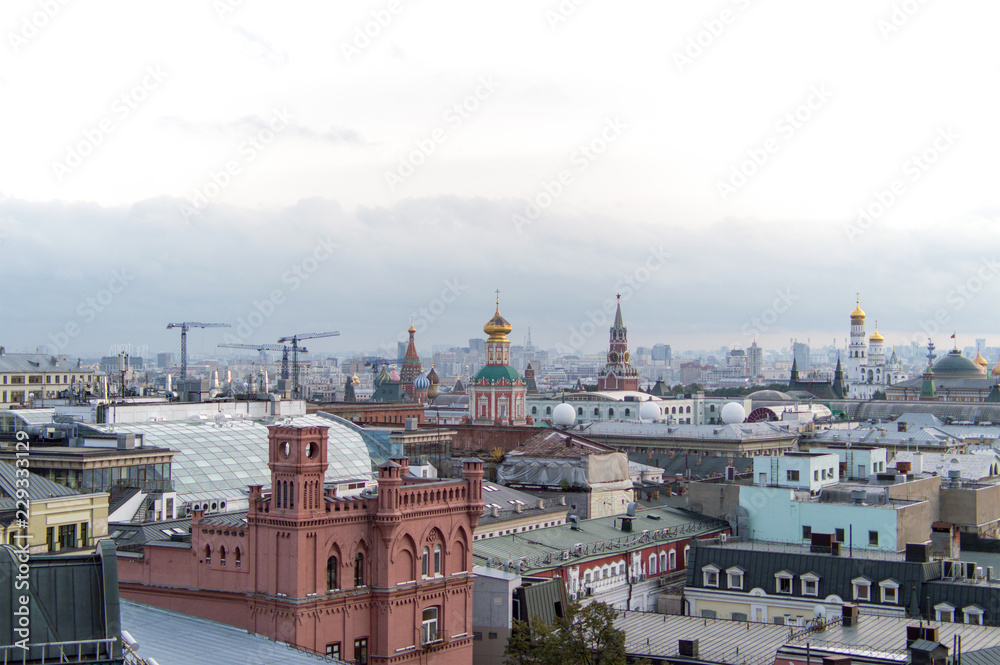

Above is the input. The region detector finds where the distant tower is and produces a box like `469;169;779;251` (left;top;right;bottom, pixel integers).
344;375;356;402
524;362;538;394
426;365;439;400
596;295;639;392
868;322;886;366
919;340;938;401
847;295;867;385
400;323;422;398
470;293;526;425
748;340;763;378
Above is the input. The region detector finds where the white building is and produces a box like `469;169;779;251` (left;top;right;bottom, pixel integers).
846;298;910;399
752;452;841;492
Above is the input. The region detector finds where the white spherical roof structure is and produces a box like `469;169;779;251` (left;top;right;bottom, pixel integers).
721;402;747;425
639;401;661;421
552;402;576;427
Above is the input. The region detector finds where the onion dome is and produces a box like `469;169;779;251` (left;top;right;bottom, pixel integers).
975;348;988;370
869;323;884;344
484;303;512;342
992;358;1000;378
388;365;401;382
850;296;866;322
414;373;430;390
426;365;439;385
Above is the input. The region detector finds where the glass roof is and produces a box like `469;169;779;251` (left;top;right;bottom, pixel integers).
82;414;377;503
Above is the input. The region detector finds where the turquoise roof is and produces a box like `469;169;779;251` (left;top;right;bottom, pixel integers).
474;365;522;384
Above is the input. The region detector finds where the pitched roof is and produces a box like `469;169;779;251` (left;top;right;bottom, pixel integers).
0;460;78;501
510;430;617;458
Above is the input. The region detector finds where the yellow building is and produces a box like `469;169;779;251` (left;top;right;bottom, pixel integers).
0;461;109;553
0;352;97;408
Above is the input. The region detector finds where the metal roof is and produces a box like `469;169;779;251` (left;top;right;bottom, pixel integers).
617;610;1000;663
473;505;726;573
0;460;79;501
582;420;799;442
120;600;343;664
0;354;88;373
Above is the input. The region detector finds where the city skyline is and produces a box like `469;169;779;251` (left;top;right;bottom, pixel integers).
3;1;999;356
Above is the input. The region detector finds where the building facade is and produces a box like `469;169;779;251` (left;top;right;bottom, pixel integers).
846;298;909;399
118;423;484;664
470;301;527;426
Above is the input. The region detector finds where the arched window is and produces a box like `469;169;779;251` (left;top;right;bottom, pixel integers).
327;556;339;590
354;552;365;587
422;607;439;645
434;544;442;575
204;544;211;567
235;547;242;570
531;406;537;415
671;407;677;414
422;547;430;577
219;545;226;567
608;408;614;417
648;554;657;575
289;481;294;509
546;407;551;415
624;408;630;417
577;407;583;416
686;406;691;413
669;549;677;570
710;405;715;412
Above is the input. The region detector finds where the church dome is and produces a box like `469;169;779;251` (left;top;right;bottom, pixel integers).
850;297;865;322
427;365;439;384
351;372;360;385
869;329;884;343
932;350;987;378
974;348;988;370
484;303;512;342
388;366;401;382
413;374;430;390
992;359;1000;378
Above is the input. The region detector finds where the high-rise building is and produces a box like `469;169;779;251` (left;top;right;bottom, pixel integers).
651;344;672;365
748;341;763;378
791;342;811;372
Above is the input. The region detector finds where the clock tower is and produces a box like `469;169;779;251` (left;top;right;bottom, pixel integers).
597;295;639;392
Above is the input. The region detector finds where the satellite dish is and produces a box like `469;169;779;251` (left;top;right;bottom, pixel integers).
721;402;747;424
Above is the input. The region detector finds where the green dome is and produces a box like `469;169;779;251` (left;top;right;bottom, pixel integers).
474;365;522;384
932;350;986;378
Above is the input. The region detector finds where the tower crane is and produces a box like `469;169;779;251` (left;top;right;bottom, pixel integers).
217;343;309;380
276;331;340;398
166;322;231;379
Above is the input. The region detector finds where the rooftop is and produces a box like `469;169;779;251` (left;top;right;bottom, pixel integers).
582;420;799;442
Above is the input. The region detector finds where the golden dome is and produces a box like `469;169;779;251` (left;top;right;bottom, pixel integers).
408;322;416;334
850;296;865;322
992;359;1000;377
483;304;512;342
975;348;988;369
869;322;884;343
351;372;360;385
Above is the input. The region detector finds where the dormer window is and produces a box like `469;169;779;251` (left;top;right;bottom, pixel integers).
726;566;744;590
879;579;899;604
801;572;819;597
775;571;793;594
852;577;871;602
702;564;719;588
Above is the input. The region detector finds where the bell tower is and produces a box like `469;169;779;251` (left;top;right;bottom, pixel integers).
597;295;639;392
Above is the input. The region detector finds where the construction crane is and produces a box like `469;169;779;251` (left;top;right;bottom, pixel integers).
277;331;340;398
167;322;231;379
217;343;309;381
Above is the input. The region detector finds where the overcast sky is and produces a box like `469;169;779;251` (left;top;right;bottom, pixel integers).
2;0;999;361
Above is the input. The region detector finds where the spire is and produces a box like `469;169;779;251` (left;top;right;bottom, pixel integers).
790;357;800;383
612;294;625;330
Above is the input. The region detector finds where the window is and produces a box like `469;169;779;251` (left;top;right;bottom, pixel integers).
835;528;845;542
852;577;871;601
235;547;242;570
80;522;88;548
354;552;365;587
205;544;212;567
964;605;984;625
422;547;430;577
434;544;442;575
660;552;667;572
608;408;614;417
326;643;341;659
422;607;440;644
649;554;658;575
700;609;717;618
802;526;812;539
731;612;748;621
801;573;819;596
868;531;879;547
786;470;800;481
594;408;600;416
46;527;54;552
577;408;583;416
354;638;368;665
669;550;677;570
57;524;76;550
701;564;719;587
813;470;819;481
775;571;793;594
726;566;744;590
935;603;955;622
880;580;899;604
219;545;226;567
683;545;690;567
327;556;339;590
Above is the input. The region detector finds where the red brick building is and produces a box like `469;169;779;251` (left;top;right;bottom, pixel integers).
118;423;484;664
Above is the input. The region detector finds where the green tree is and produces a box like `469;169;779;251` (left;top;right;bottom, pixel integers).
504;600;626;665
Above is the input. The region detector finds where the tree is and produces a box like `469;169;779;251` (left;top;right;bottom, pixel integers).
504;600;626;665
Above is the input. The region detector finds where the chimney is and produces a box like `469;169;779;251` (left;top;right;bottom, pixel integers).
896;461;912;474
905;542;931;563
842;603;859;627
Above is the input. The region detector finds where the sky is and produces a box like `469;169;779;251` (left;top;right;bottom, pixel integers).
2;0;999;361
